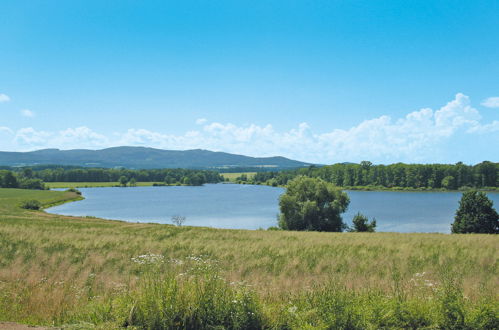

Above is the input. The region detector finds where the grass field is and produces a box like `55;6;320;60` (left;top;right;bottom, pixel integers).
45;182;164;189
0;188;497;328
220;172;257;182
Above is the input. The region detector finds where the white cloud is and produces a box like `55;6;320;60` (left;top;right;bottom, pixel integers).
14;127;52;146
481;97;499;108
21;109;35;117
196;118;207;125
55;126;109;147
1;93;497;163
467;120;499;134
0;126;13;135
0;94;10;103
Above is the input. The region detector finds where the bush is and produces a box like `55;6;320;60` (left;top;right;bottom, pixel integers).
20;200;42;210
451;190;498;233
66;188;82;195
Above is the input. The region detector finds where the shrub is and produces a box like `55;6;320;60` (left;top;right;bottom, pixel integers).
20;200;42;210
350;212;377;232
66;188;82;195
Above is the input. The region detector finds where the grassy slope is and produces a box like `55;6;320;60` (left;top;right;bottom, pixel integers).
0;188;497;328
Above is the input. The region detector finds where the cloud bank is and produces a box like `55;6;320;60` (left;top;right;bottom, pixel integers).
1;93;498;164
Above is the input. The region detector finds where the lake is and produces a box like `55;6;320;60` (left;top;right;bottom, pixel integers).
46;184;499;233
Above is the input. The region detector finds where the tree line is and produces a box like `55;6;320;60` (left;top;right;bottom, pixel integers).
249;161;498;190
0;170;45;190
0;167;224;189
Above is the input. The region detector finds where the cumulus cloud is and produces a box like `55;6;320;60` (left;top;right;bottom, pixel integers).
21;109;35;117
481;97;499;108
0;93;497;163
0;94;10;103
196;118;208;125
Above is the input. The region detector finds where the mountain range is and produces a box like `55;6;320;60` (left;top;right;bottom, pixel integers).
0;147;312;170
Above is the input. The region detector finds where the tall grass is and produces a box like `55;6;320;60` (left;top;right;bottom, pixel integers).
0;188;497;328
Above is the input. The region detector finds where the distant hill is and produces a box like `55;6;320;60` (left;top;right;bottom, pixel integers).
0;147;312;170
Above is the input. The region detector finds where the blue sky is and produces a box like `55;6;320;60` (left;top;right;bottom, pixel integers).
1;0;498;164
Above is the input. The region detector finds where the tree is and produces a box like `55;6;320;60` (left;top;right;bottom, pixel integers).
19;178;45;190
3;171;18;188
171;215;186;226
451;191;498;234
22;168;33;179
129;178;137;187
278;176;350;232
119;176;128;187
350;212;376;232
441;176;456;190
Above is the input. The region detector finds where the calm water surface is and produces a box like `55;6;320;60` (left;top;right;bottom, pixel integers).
47;184;499;233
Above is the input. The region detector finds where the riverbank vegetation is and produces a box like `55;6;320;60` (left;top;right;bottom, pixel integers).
0;188;497;328
246;161;499;191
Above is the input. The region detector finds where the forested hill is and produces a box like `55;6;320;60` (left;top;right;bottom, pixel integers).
0;147;311;169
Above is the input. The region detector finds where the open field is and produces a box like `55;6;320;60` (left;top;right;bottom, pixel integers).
220;172;257;181
45;182;164;189
0;188;497;328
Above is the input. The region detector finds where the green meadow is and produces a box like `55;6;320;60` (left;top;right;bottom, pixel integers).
220;172;257;182
0;188;497;329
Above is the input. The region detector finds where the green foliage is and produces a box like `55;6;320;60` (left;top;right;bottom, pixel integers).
11;166;223;186
19;199;42;210
252;161;499;190
129;177;137;187
350;212;377;232
66;188;82;195
441;175;456;189
0;170;19;188
18;178;45;190
451;190;499;233
0;170;45;190
279;176;349;231
118;176;128;187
